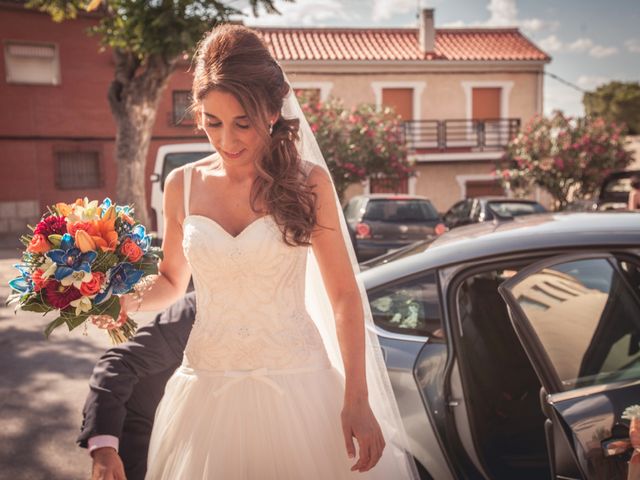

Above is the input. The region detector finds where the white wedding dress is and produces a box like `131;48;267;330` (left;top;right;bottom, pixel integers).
145;163;412;479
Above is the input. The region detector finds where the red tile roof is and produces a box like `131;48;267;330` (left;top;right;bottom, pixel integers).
255;27;550;62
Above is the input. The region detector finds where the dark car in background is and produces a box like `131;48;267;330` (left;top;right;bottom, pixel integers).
343;194;445;261
596;169;640;210
442;196;547;230
362;212;640;479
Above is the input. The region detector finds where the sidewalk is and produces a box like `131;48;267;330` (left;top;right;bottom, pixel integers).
1;250;159;479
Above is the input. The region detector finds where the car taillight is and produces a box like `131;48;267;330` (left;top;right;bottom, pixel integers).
434;223;447;236
355;222;371;239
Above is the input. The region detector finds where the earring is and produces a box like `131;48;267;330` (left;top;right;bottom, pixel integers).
269;123;273;135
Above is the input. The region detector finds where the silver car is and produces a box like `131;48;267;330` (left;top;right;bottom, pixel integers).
362;212;640;479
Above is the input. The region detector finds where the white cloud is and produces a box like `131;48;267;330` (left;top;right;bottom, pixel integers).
372;0;417;22
625;38;640;53
576;75;611;90
589;45;618;58
486;0;518;26
567;38;594;53
242;0;357;27
536;36;618;58
444;0;557;35
538;34;562;52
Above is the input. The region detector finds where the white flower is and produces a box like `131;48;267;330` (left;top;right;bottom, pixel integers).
622;405;640;420
70;296;93;316
371;296;393;313
41;257;57;279
60;270;92;289
66;197;100;222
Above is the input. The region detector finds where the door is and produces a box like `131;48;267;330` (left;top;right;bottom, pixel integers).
372;88;413;193
472;88;502;147
382;88;413;120
498;253;640;480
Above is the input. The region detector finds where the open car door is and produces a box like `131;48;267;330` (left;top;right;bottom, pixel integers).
498;253;640;480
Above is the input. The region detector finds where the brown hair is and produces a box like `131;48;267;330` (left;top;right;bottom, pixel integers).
190;24;316;246
631;175;640;190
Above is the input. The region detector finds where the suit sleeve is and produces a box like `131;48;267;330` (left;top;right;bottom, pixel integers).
77;292;196;448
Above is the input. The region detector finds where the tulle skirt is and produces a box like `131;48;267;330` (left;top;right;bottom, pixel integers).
145;364;411;479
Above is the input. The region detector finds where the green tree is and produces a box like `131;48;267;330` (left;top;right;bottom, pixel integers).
299;95;414;201
495;112;634;210
583;81;640;135
27;0;285;226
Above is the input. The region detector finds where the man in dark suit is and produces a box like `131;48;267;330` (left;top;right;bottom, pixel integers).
77;292;196;480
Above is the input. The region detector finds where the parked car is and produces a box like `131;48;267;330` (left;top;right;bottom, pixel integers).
360;212;640;479
149;143;215;239
343;194;445;262
442;196;547;230
596;169;640;211
565;170;640;212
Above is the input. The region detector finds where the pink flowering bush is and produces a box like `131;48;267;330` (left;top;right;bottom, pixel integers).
298;93;414;200
495;111;634;210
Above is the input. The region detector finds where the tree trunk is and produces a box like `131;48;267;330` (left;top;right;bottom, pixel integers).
107;49;177;228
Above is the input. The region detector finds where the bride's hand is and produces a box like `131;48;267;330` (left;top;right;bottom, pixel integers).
341;400;385;472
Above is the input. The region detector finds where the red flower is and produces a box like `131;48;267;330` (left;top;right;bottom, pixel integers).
43;280;82;310
34;215;67;237
32;269;50;292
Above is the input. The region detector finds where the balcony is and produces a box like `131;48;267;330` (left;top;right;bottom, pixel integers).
403;118;521;154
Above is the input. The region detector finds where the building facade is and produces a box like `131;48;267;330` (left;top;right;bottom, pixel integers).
0;3;550;238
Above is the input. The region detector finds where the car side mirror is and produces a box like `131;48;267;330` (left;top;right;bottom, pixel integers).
149;173;160;183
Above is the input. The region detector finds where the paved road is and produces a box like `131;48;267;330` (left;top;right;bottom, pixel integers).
0;249;158;480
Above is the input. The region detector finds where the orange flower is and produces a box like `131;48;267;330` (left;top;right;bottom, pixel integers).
67;221;98;237
75;229;97;253
26;234;51;254
80;271;105;296
120;238;143;262
120;213;135;225
92;217;119;252
32;268;50;292
55;202;73;217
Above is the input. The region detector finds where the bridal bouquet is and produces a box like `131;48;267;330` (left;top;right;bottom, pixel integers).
6;197;162;343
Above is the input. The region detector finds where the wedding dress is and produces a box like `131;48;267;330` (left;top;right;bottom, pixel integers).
144;161;415;479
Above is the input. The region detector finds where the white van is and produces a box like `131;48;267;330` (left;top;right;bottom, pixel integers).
149;143;215;240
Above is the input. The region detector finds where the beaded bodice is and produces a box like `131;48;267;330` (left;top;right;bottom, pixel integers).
180;164;328;371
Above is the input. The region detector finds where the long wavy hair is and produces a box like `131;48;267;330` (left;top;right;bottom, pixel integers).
190;24;317;246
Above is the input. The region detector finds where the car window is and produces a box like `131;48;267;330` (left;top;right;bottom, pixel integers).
363;200;439;222
161;152;210;190
509;257;640;391
487;201;546;217
369;271;443;338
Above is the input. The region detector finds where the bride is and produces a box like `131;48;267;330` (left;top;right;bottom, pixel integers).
118;24;418;479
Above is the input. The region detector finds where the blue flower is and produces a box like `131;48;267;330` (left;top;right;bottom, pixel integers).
46;233;97;282
93;263;144;305
100;197;133;217
8;264;33;293
126;224;151;253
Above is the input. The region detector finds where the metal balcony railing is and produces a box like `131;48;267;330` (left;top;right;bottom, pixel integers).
403;118;521;152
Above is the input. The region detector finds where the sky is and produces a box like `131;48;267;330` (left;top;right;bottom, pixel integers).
233;0;640;117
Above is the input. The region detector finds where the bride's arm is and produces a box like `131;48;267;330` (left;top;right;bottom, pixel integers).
308;165;385;473
120;167;192;314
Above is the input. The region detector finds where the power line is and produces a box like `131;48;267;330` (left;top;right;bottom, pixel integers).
545;71;587;93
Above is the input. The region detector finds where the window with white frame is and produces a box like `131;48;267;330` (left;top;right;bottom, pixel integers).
4;41;60;85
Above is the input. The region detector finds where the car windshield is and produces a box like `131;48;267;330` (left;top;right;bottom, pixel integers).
603;177;632;194
487;201;546;217
363;199;439;222
161;152;211;190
